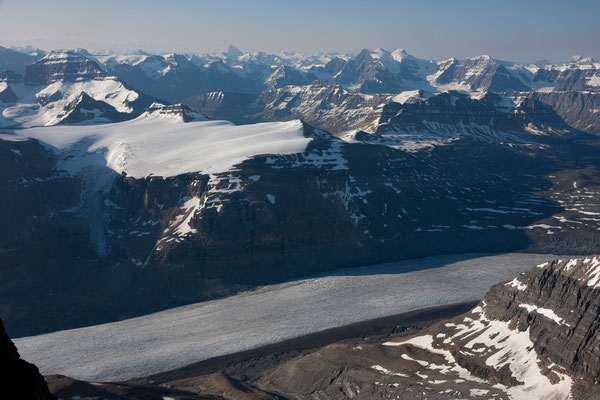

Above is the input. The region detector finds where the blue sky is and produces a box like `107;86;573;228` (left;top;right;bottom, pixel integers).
0;0;598;62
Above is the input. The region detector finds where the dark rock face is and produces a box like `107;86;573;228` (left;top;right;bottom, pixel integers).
0;138;92;269
184;82;391;134
0;70;24;83
533;91;600;135
0;318;55;399
0;83;18;103
102;135;557;284
374;91;578;141
483;257;600;381
264;65;312;89
182;91;263;125
0;138;95;334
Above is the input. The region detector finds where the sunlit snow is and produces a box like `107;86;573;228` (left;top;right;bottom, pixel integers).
10;116;310;178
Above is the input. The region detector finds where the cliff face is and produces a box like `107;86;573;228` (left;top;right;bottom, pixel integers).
0;318;55;399
260;256;600;400
533;91;600;136
3;118;600;336
183;82;391;134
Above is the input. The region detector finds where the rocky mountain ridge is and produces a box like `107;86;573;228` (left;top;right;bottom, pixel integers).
3;46;600;135
259;256;600;399
0;51;157;127
1;45;600;337
2;109;600;336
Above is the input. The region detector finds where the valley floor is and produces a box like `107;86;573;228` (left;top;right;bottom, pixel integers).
17;253;564;382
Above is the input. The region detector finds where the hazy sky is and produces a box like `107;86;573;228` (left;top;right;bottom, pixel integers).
1;0;599;62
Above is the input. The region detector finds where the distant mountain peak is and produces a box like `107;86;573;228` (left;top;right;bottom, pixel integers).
569;55;597;64
225;44;243;58
469;54;494;62
392;48;409;56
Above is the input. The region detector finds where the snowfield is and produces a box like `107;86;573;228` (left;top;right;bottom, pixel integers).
15;253;563;382
1;78;140;127
9;115;310;177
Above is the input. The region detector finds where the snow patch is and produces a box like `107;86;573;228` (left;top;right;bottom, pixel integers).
519;304;569;326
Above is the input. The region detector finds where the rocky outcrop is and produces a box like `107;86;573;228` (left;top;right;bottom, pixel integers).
163;372;283;400
0;70;24;83
0;83;18;103
259;256;600;399
434;55;531;92
143;102;206;121
56;92;129;124
184;82;391;134
532;91;600;135
0;138;92;269
0;318;55;399
482;256;600;381
182;91;263;125
373;91;578;142
256;82;390;133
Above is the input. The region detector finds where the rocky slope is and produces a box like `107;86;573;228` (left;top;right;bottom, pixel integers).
259;256;600;399
3;97;600;336
45;372;284;400
532;91;600;135
368;91;578;144
0;51;156;127
183;82;391;134
1;46;600;337
4;46;600;134
181;54;600;137
0;317;55;399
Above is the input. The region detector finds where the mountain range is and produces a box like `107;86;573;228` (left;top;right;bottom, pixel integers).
1;45;600;134
1;45;600;337
1;44;600;399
